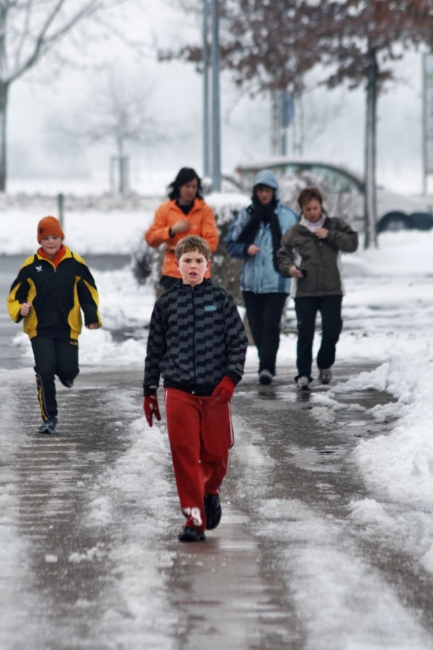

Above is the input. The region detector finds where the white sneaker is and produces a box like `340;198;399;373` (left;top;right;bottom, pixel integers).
297;376;310;390
319;368;332;385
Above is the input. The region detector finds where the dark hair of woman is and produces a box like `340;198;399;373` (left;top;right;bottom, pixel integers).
297;186;323;209
167;167;203;200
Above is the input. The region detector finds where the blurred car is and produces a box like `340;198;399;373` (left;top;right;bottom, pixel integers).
234;159;433;233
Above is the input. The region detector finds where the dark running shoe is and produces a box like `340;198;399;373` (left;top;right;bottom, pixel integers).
38;417;58;434
319;368;332;385
259;369;273;385
178;527;206;542
204;494;222;530
59;377;74;388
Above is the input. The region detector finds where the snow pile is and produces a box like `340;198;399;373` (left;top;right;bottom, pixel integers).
93;266;155;330
344;228;433;277
338;346;433;508
329;227;433;512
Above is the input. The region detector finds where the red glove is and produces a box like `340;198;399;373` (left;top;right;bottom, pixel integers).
212;376;236;405
143;395;161;427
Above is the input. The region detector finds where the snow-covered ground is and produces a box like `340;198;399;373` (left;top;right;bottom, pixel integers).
1;205;433;646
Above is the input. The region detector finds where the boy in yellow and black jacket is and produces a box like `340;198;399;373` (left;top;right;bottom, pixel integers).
7;216;102;433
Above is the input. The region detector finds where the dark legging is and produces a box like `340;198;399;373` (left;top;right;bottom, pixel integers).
242;292;288;376
294;295;343;379
31;335;79;420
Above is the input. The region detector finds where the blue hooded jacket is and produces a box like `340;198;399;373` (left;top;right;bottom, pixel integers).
226;170;298;294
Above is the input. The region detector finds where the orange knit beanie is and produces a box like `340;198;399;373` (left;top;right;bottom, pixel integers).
37;216;65;243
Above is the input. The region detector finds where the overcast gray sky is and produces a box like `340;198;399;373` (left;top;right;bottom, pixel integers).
7;0;426;195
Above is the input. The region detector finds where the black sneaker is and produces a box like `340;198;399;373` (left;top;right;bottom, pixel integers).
38;417;58;434
259;369;273;385
204;494;222;530
178;527;206;542
59;377;74;388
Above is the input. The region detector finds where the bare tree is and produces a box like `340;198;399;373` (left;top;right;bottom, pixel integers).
83;70;164;195
0;0;129;191
165;0;433;248
160;0;324;92
314;0;433;247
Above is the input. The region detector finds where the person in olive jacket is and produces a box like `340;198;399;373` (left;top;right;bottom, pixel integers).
277;187;358;390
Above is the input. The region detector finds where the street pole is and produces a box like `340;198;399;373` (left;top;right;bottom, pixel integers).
57;193;64;228
211;0;221;192
270;90;278;155
364;44;378;249
281;90;287;156
203;0;211;178
422;53;427;196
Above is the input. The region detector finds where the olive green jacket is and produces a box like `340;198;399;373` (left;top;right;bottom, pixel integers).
277;217;358;297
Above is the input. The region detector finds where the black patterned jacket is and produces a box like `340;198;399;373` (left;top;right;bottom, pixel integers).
143;279;248;396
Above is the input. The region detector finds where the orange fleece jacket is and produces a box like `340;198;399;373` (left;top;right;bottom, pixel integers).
145;199;219;278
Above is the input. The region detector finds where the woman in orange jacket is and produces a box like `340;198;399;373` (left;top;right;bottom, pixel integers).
145;168;219;291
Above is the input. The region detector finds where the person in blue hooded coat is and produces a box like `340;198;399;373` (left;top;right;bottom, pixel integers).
226;170;297;384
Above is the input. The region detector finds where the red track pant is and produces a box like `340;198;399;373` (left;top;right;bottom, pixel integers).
165;388;234;532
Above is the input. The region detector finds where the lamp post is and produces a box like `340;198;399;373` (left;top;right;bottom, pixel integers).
211;0;221;192
203;0;211;178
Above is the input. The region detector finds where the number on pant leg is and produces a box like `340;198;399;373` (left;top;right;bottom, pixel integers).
182;507;202;527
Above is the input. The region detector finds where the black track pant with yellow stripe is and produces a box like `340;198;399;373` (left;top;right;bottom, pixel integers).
31;336;79;420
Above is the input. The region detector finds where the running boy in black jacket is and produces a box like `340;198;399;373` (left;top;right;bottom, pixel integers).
143;235;248;542
7;216;102;434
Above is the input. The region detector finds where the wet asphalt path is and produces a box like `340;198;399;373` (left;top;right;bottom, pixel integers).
1;363;400;650
1;255;433;648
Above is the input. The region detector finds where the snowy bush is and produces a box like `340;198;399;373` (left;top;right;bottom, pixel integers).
206;192;250;304
130;239;162;286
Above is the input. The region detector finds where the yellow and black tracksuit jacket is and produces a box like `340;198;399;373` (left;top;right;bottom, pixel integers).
7;247;102;340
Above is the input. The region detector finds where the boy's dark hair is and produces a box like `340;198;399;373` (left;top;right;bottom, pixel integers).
168;167;203;200
175;235;211;261
297;186;323;209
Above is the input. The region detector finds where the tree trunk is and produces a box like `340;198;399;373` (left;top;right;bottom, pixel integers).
363;46;378;249
270;90;280;155
270;89;287;156
0;81;9;192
